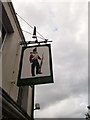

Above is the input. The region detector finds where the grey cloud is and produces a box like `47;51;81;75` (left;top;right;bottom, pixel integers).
35;75;88;110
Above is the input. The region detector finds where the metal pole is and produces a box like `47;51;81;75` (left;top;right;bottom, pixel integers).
31;85;35;120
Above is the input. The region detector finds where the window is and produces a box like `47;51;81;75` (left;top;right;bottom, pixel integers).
0;21;7;49
0;21;2;49
0;29;1;48
0;4;14;50
2;24;7;42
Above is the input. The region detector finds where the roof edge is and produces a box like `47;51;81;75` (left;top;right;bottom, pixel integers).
7;2;25;42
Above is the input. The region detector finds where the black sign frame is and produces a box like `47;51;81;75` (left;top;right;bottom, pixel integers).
17;44;54;86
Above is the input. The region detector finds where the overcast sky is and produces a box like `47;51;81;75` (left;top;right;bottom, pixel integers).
12;0;88;118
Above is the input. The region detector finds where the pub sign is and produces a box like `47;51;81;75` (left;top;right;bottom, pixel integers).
17;44;54;86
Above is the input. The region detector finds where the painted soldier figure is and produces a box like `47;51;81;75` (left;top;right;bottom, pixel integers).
29;48;42;76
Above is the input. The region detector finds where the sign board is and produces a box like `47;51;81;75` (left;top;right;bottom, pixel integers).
17;44;54;86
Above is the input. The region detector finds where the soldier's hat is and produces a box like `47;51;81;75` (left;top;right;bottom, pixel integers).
33;47;37;52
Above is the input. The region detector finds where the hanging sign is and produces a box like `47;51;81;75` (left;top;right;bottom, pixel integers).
17;44;54;86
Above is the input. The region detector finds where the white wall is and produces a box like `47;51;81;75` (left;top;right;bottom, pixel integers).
27;86;32;116
2;2;22;101
1;3;33;117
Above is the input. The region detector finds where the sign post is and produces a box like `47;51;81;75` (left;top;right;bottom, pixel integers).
31;85;34;119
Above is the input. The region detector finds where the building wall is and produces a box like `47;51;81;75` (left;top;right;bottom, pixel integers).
88;1;90;111
2;2;22;102
27;87;32;116
0;1;2;88
0;2;32;117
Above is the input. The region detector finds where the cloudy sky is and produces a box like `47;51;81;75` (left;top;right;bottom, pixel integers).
12;0;88;118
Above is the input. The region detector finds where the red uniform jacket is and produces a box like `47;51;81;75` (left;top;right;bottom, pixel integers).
29;53;41;63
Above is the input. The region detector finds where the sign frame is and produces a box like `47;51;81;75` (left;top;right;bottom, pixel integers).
17;44;54;86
